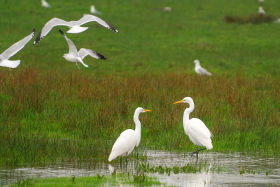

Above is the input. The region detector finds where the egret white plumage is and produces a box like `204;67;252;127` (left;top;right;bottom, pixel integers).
58;29;106;68
34;14;118;45
0;29;35;68
41;0;51;8
174;97;213;158
194;59;212;76
90;5;101;15
108;107;151;162
258;6;265;15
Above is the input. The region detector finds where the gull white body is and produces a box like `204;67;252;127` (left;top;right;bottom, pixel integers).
90;5;101;15
108;107;150;162
174;97;213;153
63;54;85;66
41;0;51;8
194;59;212;76
163;7;172;12
258;6;265;15
67;26;88;34
59;29;106;68
0;29;35;68
34;14;118;45
275;18;280;24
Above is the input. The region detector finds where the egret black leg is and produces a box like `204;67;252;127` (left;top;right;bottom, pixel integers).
191;148;206;159
120;157;122;167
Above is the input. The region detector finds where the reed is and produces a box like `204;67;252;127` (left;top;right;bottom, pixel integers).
0;69;279;166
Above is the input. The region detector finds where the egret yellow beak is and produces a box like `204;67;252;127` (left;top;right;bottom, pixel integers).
144;109;151;112
173;100;183;104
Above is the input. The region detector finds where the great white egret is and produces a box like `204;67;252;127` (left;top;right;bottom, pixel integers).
34;14;118;45
174;97;213;158
58;29;106;68
108;107;151;163
0;29;35;68
194;59;212;76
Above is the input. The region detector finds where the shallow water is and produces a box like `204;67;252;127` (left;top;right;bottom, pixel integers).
0;151;279;186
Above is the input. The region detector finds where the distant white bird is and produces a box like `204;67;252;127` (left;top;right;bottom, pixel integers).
275;18;280;24
58;29;106;68
41;0;51;8
194;59;212;76
108;107;151;163
90;5;101;15
258;0;264;3
174;97;213;158
0;29;35;68
258;6;266;15
163;7;172;12
34;14;118;45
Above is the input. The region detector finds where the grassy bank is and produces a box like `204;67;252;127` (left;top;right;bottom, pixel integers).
0;69;279;166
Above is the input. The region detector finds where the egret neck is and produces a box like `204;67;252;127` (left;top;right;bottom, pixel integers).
183;99;194;128
134;109;141;147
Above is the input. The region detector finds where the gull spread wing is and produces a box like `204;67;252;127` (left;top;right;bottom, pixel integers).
1;29;35;60
78;48;106;60
58;29;78;54
73;14;118;33
34;18;69;45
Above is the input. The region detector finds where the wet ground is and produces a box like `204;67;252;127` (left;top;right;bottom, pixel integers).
0;151;279;186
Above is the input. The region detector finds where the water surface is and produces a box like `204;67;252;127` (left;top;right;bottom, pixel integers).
0;151;279;186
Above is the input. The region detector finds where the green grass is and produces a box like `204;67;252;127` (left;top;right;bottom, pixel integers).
10;174;162;186
0;0;279;166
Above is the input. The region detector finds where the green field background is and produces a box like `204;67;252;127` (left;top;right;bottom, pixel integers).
0;0;279;166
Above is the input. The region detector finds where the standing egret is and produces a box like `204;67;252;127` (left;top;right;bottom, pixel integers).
174;97;213;158
108;107;151;163
194;59;212;76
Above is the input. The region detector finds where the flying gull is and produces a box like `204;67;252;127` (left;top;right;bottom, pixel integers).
0;29;35;68
90;5;101;15
58;29;106;69
194;59;212;76
41;0;51;8
34;14;118;45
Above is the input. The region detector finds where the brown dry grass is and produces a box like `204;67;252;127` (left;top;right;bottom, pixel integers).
0;68;279;164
